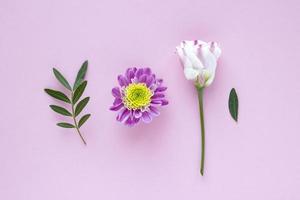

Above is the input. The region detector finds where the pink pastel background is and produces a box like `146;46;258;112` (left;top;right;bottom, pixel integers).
1;0;300;199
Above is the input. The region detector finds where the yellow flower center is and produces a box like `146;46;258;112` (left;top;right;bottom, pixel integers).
123;83;152;110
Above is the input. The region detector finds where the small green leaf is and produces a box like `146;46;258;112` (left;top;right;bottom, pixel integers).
57;122;75;128
75;97;90;117
44;88;70;103
229;88;238;122
53;68;72;90
73;60;88;90
73;78;83;92
78;114;91;128
72;81;87;104
50;105;72;116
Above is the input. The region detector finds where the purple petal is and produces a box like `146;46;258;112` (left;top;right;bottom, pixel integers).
151;100;163;105
126;68;135;82
125;116;139;126
149;84;158;91
124;117;133;126
113;98;122;105
161;99;169;106
142;111;152;123
146;75;154;87
132;67;137;73
157;79;163;84
138;74;148;83
149;106;160;116
118;75;129;87
110;103;124;111
112;87;121;98
134;117;140;124
117;108;130;123
155;86;167;92
136;68;144;79
144;68;151;75
125;116;140;126
152;93;165;99
133;109;142;118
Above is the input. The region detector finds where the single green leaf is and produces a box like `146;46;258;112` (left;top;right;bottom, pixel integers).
50;105;72;116
75;97;90;117
57;122;75;128
44;88;70;103
72;81;87;104
229;88;238;122
78;114;91;128
73;60;88;90
73;78;83;92
53;68;72;90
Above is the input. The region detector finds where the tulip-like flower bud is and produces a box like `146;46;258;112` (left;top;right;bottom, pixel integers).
176;40;221;87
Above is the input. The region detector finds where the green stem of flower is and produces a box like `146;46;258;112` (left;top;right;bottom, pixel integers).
71;93;87;145
195;84;205;176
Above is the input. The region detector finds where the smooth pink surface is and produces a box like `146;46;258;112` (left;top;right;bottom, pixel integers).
1;0;300;199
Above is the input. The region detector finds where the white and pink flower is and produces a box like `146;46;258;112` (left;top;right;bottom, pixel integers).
176;40;221;87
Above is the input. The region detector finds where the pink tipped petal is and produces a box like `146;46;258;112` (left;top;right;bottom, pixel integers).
199;44;217;71
112;87;121;98
149;106;160;116
209;42;221;58
142;111;152;123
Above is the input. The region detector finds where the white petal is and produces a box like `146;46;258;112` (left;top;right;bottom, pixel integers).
198;44;219;86
204;71;215;86
209;42;221;58
176;46;185;61
182;41;205;70
199;44;217;71
184;67;200;80
176;46;193;69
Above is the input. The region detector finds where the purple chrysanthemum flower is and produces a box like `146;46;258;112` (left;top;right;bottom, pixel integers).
110;67;168;126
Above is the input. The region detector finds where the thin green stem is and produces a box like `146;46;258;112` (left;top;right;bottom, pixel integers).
195;84;205;176
71;93;87;145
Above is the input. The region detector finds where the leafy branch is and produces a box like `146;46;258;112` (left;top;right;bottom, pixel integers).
44;61;91;145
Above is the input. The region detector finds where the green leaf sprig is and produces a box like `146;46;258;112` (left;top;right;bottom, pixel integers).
45;61;91;145
229;88;238;122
